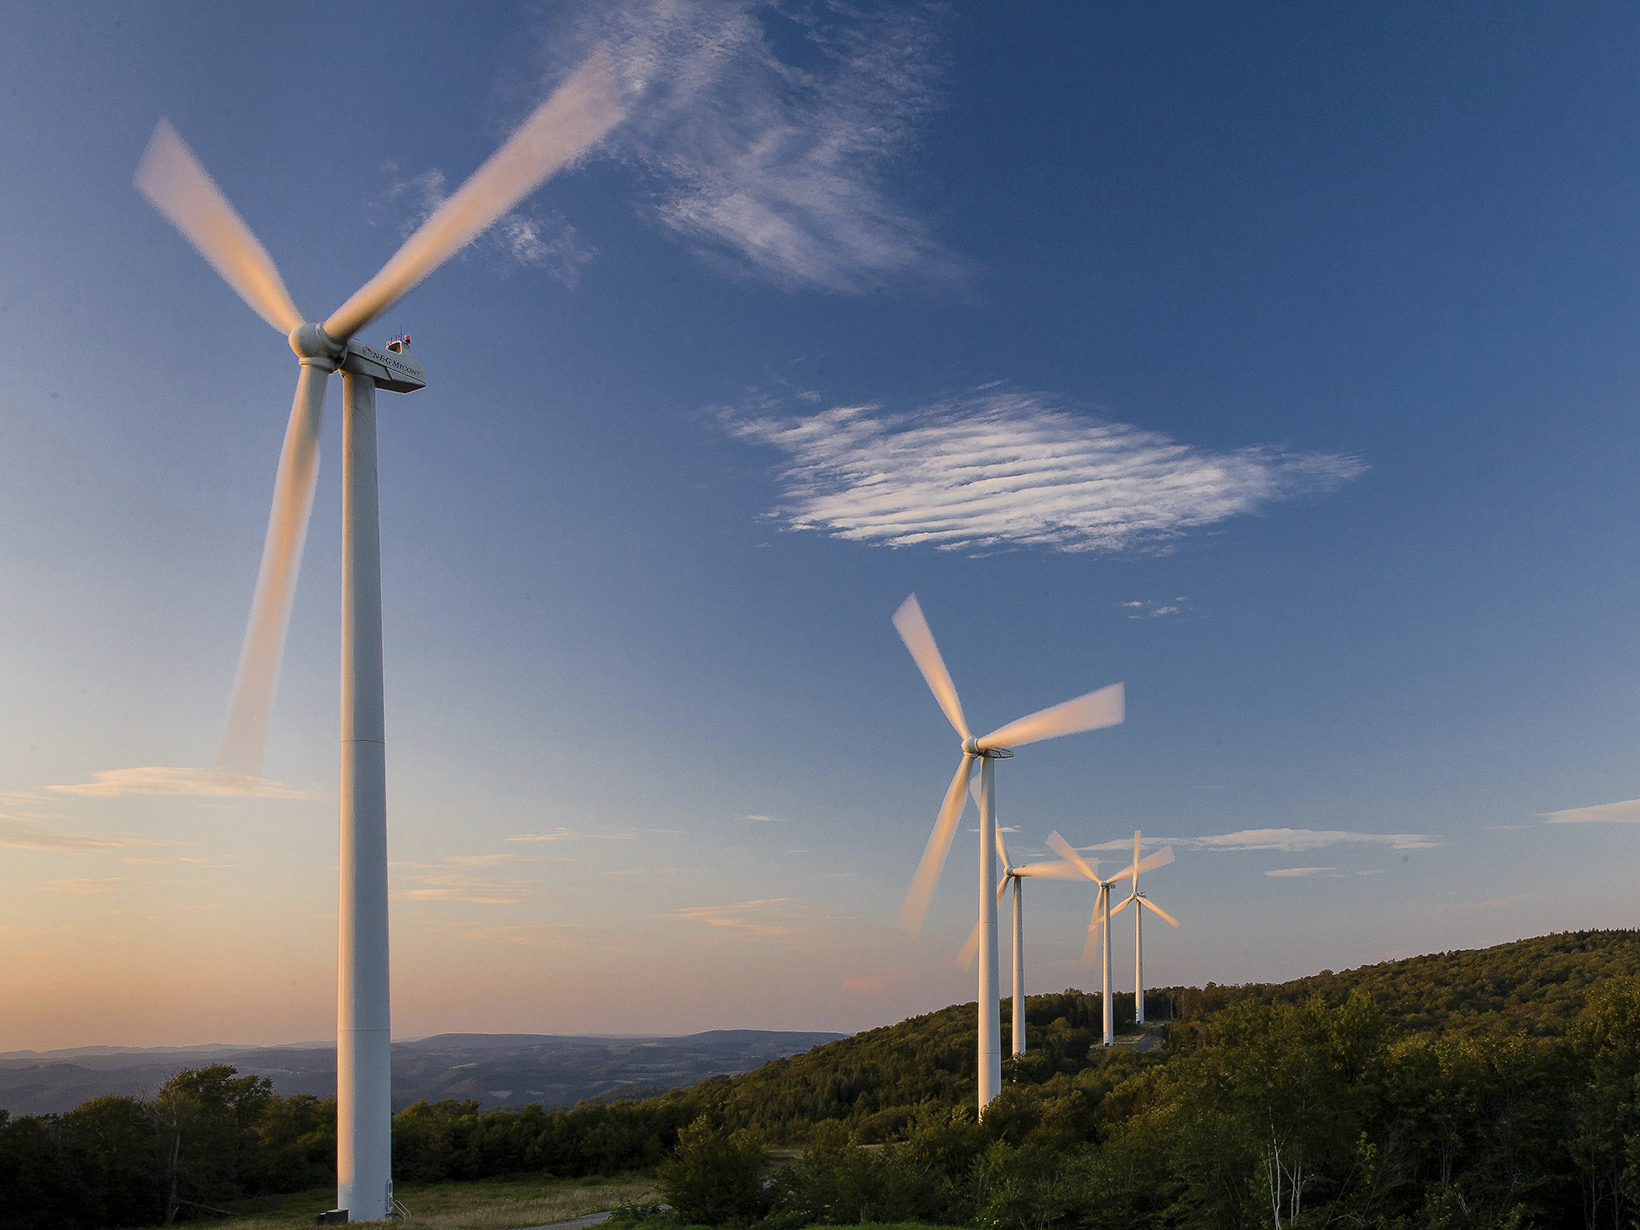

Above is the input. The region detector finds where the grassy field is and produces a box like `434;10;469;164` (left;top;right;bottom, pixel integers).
203;1174;657;1230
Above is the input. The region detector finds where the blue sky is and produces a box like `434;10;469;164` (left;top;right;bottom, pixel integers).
3;1;1640;1049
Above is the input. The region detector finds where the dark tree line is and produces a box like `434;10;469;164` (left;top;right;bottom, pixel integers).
0;1066;331;1229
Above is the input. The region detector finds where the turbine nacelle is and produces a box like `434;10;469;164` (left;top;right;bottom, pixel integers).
286;323;427;393
962;736;1012;759
341;336;427;394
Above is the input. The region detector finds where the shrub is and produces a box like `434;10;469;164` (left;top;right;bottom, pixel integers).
654;1116;772;1226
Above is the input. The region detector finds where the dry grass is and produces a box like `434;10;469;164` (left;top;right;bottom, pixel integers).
210;1176;657;1230
392;1178;656;1230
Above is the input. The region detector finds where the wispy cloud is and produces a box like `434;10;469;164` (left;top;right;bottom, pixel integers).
0;814;167;855
663;897;798;937
745;814;783;823
542;0;950;291
119;856;233;869
506;827;578;843
604;866;703;876
1194;828;1439;853
454;922;632;952
718;391;1365;554
1079;828;1439;853
393;855;534;905
370;167;596;286
1124;596;1190;620
1265;866;1335;878
1543;798;1640;824
39;877;137;894
46;767;319;800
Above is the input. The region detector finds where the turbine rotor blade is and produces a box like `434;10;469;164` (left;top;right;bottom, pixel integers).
135;119;303;334
1140;897;1182;929
892;595;970;741
956;919;981;969
219;365;330;774
1110;895;1133;918
980;682;1124;750
1012;861;1085;881
1134;846;1176;877
997;875;1009;905
1046;831;1100;882
896;754;975;935
324;48;624;341
1082;904;1103;964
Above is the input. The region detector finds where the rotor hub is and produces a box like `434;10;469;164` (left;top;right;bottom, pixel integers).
962;736;980;755
288;322;344;367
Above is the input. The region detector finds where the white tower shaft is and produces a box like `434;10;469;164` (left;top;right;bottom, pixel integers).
1100;886;1114;1046
1135;898;1145;1025
337;373;392;1222
1011;877;1025;1056
976;757;1001;1108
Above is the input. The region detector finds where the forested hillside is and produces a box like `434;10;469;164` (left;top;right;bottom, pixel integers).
659;929;1640;1139
6;930;1640;1229
1161;928;1640;1037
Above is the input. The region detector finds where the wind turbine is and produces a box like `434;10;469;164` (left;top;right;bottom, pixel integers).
1046;831;1173;1046
133;53;623;1223
1120;829;1181;1025
956;821;1083;1057
892;594;1124;1108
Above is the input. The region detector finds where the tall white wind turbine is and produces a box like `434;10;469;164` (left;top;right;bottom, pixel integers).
893;594;1124;1108
134;54;624;1223
1047;831;1174;1046
1120;829;1181;1025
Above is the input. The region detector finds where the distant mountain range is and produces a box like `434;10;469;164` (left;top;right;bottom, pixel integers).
0;1029;845;1116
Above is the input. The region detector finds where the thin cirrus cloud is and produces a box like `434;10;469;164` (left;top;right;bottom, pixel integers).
663;897;799;937
541;0;950;291
717;391;1366;554
1080;827;1440;853
369;167;597;287
1265;867;1336;878
1124;597;1190;620
1194;828;1439;852
1542;799;1640;824
46;767;320;800
39;877;137;894
0;814;166;855
392;855;535;906
506;827;578;843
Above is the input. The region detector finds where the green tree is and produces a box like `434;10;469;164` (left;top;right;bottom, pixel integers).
655;1115;771;1226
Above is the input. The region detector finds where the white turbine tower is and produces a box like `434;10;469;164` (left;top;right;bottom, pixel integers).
134;54;623;1223
956;820;1084;1057
1046;831;1174;1046
1120;829;1181;1025
892;594;1124;1108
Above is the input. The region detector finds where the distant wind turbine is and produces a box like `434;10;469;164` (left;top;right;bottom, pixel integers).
1047;831;1174;1046
956;815;1084;1057
133;51;624;1223
1120;830;1182;1025
892;594;1124;1107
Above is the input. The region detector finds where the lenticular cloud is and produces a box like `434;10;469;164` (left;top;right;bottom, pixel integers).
720;391;1366;553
